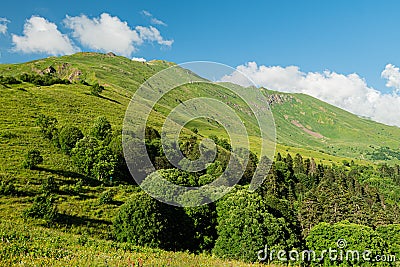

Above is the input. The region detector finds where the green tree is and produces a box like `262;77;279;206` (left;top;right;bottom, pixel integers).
306;221;389;265
22;149;43;169
35;114;58;140
90;83;104;96
71;136;99;177
213;187;296;262
113;191;193;250
90;116;111;140
23;193;58;223
92;146;117;183
58;125;84;154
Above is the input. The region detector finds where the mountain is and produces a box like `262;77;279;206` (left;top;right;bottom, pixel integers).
1;52;400;266
1;52;399;170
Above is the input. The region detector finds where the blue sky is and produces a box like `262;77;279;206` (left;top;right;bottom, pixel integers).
1;0;400;126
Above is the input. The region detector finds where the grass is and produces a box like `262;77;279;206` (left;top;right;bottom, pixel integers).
1;52;400;266
0;214;268;267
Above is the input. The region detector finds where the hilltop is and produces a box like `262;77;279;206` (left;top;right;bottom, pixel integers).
1;52;400;168
1;52;400;266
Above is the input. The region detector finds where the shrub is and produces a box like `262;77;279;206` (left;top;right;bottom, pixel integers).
213;188;296;262
41;176;58;193
22;149;43;169
90;83;104;96
35;114;58;140
23;194;58;223
184;204;217;252
0;75;21;85
376;224;400;259
0;179;16;196
90;116;111;140
306;221;390;265
18;73;69;86
113;191;193;250
58;125;84;154
98;189;115;205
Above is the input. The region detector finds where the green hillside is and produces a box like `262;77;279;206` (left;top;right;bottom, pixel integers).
1;52;400;266
2;52;399;168
265;89;400;164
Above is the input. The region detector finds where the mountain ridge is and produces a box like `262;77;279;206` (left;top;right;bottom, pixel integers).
1;52;400;166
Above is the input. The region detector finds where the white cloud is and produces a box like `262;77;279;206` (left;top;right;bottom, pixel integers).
11;16;78;55
64;13;141;57
141;10;167;26
136;26;173;47
222;62;400;127
0;17;10;34
381;63;400;93
132;57;146;62
64;13;173;56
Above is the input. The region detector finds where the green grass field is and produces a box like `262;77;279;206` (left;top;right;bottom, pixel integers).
1;52;400;266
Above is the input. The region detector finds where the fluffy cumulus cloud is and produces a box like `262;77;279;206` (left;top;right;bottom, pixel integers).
381;63;400;93
222;62;400;127
0;17;10;34
64;13;141;56
64;13;173;56
12;16;79;55
136;26;173;46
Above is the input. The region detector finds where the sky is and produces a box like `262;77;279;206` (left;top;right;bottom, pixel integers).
1;0;400;126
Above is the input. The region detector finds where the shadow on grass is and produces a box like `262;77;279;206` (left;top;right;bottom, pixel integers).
37;167;102;186
56;213;111;227
83;92;121;104
99;95;121;104
37;167;85;180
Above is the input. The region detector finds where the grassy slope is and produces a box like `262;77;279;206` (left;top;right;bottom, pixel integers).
269;89;400;164
1;52;400;265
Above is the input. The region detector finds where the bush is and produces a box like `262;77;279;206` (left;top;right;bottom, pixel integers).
35;114;58;140
98;189;115;205
306;221;390;265
0;179;16;196
184;204;217;252
376;224;400;260
213;188;296;262
22;149;43;169
23;194;58;223
41;176;58;194
113;191;193;250
58;125;84;154
90;83;104;96
0;75;21;85
90;116;111;140
18;73;69;86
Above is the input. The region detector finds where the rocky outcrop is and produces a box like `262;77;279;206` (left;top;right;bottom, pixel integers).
267;94;295;106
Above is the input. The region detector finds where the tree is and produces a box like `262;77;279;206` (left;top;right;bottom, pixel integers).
90;116;111;140
23;193;58;223
184;204;217;252
71;137;117;183
22;149;43;169
58;125;84;154
306;221;389;265
213;187;297;262
113;191;193;250
35;114;58;140
90;83;104;96
71;136;99;177
92;146;117;183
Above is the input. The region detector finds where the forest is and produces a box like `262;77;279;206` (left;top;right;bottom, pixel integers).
8;112;399;266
